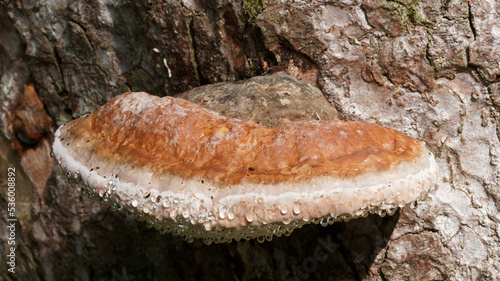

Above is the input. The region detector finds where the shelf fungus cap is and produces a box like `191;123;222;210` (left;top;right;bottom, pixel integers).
53;92;438;243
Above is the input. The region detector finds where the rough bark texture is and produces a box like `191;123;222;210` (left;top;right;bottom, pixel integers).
1;0;499;280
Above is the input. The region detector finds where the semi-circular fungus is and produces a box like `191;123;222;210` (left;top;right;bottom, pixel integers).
53;92;438;244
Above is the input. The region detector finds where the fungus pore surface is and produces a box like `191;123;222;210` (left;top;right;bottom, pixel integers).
53;92;438;243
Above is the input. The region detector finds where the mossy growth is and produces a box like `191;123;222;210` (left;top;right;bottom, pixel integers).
242;0;268;26
405;0;432;27
392;0;432;29
372;0;432;32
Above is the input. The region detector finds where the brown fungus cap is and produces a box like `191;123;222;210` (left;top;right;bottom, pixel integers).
175;72;339;127
53;92;438;243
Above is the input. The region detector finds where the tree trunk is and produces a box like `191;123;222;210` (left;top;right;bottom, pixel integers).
1;0;499;280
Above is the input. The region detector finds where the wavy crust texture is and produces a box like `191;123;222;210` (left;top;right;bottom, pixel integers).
60;92;422;187
53;92;437;242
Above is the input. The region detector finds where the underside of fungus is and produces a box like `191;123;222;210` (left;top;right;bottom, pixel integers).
53;92;438;244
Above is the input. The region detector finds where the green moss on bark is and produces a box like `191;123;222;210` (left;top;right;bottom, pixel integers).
242;0;268;26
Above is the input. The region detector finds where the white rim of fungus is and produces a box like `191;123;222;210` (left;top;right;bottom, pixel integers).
54;124;438;242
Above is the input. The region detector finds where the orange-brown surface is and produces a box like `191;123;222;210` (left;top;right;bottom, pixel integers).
61;92;422;186
12;84;53;153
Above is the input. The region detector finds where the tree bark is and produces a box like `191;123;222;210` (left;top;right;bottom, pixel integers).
1;0;499;280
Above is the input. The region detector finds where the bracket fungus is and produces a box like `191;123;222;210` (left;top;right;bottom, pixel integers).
53;91;438;244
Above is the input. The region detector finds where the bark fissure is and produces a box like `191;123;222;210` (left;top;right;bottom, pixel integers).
187;15;205;85
467;0;477;40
